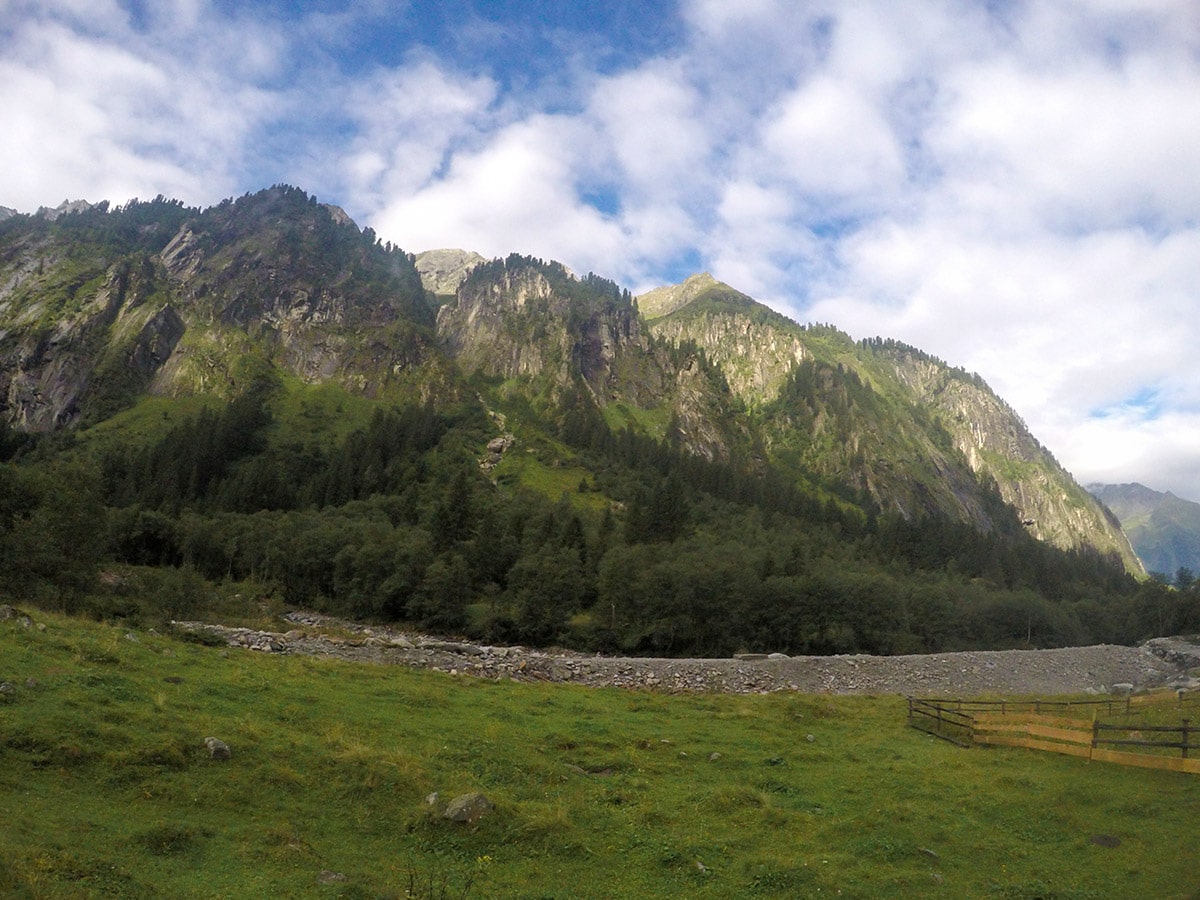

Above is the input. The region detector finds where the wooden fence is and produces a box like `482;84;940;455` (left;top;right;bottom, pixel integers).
908;689;1200;775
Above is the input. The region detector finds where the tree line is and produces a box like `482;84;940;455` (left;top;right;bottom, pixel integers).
2;380;1196;657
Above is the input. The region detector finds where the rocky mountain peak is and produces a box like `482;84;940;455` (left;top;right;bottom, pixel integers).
414;249;486;296
321;204;356;228
636;272;723;319
35;199;94;221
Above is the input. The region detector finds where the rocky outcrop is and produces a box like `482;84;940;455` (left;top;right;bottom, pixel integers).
443;792;494;824
640;275;807;406
437;264;561;381
437;258;654;405
639;274;1142;571
882;349;1142;571
0;255;187;429
204;736;232;760
414;249;485;296
34;199;94;221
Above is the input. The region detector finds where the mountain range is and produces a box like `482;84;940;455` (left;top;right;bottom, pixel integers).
1088;483;1200;581
2;185;1183;656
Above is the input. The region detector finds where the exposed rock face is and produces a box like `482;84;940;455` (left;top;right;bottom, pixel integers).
882;349;1142;571
414;249;485;296
437;258;653;402
640;274;1140;569
0;186;443;420
35;199;94;221
437;264;561;381
0;253;188;430
641;276;809;407
435;257;739;459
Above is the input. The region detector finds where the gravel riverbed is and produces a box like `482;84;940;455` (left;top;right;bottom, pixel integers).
174;613;1200;698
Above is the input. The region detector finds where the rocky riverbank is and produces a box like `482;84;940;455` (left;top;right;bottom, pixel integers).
171;612;1200;697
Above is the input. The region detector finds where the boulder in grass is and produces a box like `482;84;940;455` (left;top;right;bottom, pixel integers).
442;792;493;824
204;737;232;760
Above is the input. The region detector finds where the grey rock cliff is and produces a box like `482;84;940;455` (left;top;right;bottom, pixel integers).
415;249;485;296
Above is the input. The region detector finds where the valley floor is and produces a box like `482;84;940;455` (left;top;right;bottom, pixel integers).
176;613;1200;698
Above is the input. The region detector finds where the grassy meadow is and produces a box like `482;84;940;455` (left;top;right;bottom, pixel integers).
2;610;1199;899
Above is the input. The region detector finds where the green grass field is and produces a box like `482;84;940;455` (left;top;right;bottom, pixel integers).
2;610;1198;898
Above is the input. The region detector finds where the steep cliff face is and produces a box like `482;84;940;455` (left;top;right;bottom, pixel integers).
436;257;738;459
152;188;438;399
872;344;1143;572
640;275;1141;571
639;274;808;407
0;188;444;421
0;237;185;429
414;249;485;297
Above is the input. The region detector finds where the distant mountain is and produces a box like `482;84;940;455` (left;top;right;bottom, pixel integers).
1089;483;1200;580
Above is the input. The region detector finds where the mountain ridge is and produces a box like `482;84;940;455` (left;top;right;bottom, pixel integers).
1089;483;1200;580
634;274;1141;573
0;187;1139;572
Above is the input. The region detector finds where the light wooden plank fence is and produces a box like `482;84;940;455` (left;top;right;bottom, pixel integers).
908;690;1200;775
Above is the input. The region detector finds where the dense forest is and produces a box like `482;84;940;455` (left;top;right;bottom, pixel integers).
1;373;1195;657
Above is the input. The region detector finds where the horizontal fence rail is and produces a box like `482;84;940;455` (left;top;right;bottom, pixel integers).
908;690;1200;775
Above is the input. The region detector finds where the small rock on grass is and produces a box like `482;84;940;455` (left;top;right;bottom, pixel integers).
204;737;232;760
443;792;493;824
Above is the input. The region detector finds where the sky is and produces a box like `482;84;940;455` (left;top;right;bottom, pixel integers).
2;0;1199;501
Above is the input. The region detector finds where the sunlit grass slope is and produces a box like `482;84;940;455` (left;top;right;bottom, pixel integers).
2;611;1198;898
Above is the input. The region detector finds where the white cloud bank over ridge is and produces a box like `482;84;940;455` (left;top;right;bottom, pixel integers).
1;0;1198;500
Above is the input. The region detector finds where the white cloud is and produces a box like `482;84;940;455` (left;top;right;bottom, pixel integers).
588;61;709;198
932;56;1200;229
0;4;285;209
338;59;498;210
2;0;1199;501
369;116;629;274
757;75;905;202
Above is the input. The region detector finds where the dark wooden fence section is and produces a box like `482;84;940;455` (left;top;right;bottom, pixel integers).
908;689;1200;775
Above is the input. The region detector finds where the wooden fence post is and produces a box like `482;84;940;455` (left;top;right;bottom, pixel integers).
1184;719;1191;760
